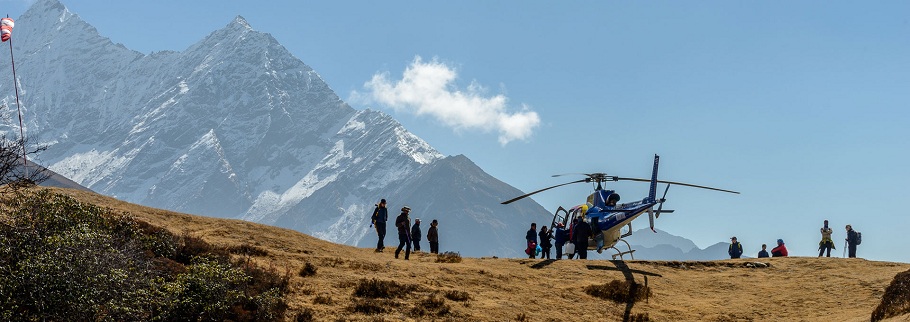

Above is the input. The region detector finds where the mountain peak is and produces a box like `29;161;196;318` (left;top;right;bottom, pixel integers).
231;15;252;30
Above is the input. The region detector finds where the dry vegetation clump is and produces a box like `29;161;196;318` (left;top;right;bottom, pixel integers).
584;279;651;304
295;307;316;322
227;243;270;257
353;278;420;298
410;293;451;317
872;269;910;321
443;290;471;302
436;251;463;263
299;262;318;277
313;294;333;305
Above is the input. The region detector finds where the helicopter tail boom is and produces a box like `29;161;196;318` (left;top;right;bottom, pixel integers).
648;154;660;203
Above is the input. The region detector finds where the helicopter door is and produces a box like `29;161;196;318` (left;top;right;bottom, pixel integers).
550;206;569;230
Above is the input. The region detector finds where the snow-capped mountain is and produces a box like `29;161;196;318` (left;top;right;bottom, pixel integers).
0;0;549;257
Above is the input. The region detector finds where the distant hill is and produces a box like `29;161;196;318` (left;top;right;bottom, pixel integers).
41;186;910;321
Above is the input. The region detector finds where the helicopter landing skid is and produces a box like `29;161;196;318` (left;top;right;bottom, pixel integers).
609;238;636;260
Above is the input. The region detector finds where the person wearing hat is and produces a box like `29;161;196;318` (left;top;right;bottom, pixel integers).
411;218;422;252
370;199;389;252
394;206;412;260
728;236;743;259
771;239;788;257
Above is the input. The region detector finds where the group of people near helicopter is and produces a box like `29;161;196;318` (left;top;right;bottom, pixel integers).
525;193;623;260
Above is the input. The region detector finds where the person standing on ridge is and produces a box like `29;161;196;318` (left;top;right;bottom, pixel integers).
395;206;412;260
573;218;593;260
757;244;769;258
427;219;439;254
538;225;553;259
411;218;422;252
846;224;859;258
370;199;388;252
818;220;835;257
728;236;743;259
526;223;538;259
554;223;567;259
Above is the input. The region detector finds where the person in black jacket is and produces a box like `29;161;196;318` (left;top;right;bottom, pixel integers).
370;199;389;252
757;244;769;258
526;223;538;259
427;219;439;254
411;219;422;252
573;218;592;260
394;206;412;260
538;225;552;259
846;224;858;258
728;236;743;259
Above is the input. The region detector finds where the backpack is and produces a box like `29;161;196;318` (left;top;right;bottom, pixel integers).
855;231;862;245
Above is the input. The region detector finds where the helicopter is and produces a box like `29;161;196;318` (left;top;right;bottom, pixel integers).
502;154;738;260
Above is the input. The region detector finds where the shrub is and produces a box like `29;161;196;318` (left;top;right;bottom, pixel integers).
444;290;471;302
299;262;318;277
313;295;334;305
411;293;450;317
349;299;388;314
436;251;462;263
353;278;418;299
227;243;270;257
872;269;910;322
584;279;651;304
0;189;289;321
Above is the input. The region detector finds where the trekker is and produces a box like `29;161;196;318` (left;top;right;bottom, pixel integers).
427;219;439;254
554;223;567;259
573;217;593;260
728;237;743;259
771;239;788;257
526;223;538;259
592;217;605;254
846;224;858;258
395;206;412;260
818;220;835;257
758;244;769;258
411;218;422;252
370;199;389;252
539;225;553;259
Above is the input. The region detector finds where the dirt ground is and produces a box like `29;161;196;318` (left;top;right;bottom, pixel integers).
50;187;910;321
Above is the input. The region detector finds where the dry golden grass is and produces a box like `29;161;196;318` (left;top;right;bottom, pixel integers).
41;187;910;321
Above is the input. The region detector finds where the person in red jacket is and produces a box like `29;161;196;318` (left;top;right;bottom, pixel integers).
771;239;788;257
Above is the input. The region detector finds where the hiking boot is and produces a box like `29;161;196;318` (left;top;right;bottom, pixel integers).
597;249;603;254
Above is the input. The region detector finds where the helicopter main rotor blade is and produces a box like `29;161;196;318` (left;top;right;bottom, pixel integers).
614;177;740;194
501;179;588;205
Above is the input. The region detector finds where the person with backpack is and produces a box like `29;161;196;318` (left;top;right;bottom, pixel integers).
573;218;593;260
538;225;553;259
525;223;538;259
411;218;422;252
370;199;389;252
818;220;835;257
394;206;412;260
728;236;743;259
846;224;860;258
427;219;439;254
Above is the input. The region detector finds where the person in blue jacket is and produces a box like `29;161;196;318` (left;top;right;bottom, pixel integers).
757;244;770;258
728;236;743;259
370;199;389;252
554;223;567;259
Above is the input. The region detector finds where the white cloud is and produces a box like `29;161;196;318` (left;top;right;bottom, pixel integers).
353;56;540;145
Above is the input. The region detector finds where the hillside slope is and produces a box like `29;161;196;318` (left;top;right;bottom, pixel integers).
47;187;910;322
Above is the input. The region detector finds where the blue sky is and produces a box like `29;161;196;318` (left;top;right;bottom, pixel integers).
4;0;909;262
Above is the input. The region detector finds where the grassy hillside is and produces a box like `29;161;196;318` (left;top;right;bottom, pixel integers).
12;187;910;321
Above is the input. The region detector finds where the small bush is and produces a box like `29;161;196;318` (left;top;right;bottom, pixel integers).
444;290;470;302
227;244;270;257
411;293;450;317
296;307;316;322
299;262;318;277
516;312;529;321
436;251;462;263
353;278;418;299
872;269;910;322
313;295;333;305
584;279;651;304
349;299;388;314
